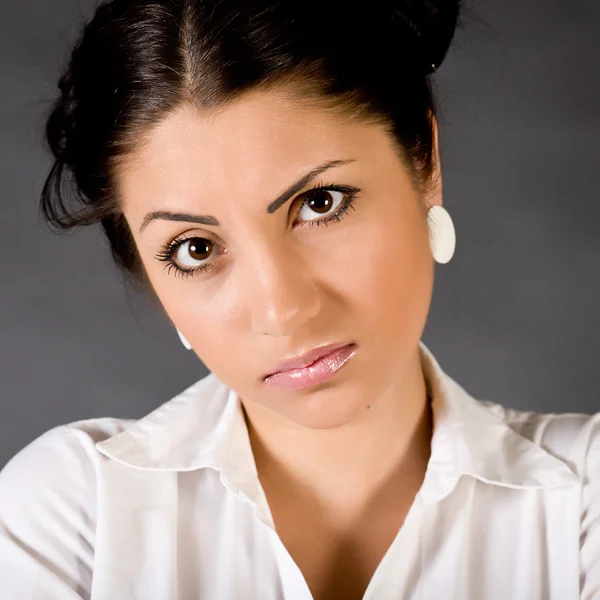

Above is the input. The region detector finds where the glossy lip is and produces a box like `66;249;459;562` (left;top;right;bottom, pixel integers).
263;341;355;379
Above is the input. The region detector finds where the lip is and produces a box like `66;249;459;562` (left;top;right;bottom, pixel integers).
263;341;355;378
263;343;357;391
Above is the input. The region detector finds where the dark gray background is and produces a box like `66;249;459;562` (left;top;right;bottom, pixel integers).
1;0;599;468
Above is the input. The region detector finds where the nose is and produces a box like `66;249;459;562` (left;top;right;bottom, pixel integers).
244;241;321;337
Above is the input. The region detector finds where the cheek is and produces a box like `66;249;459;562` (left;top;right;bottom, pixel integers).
144;269;235;367
336;201;433;336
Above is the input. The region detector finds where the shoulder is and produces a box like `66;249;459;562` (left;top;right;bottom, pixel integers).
0;417;135;596
477;401;600;598
478;398;600;477
0;416;136;514
0;416;135;492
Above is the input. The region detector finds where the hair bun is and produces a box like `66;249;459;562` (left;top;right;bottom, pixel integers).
388;0;462;73
46;67;79;163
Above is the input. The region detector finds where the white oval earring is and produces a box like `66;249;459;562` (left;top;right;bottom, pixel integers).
427;205;456;264
176;328;192;351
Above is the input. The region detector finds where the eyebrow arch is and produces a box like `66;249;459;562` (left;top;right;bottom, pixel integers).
138;158;356;234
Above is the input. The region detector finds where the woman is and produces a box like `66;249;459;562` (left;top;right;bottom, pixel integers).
0;0;598;598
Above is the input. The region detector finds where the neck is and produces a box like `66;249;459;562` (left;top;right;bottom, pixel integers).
242;347;433;527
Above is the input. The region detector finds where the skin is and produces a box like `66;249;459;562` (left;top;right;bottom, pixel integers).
117;86;443;597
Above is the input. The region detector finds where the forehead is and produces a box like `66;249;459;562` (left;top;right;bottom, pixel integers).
117;88;393;214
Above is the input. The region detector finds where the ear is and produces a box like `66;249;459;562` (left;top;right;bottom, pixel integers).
427;114;443;208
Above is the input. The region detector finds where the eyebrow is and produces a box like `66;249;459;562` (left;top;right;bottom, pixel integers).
138;158;356;234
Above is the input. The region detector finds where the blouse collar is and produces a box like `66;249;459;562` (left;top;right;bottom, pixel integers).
96;340;580;507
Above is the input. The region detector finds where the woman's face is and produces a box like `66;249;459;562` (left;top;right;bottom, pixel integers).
118;88;441;430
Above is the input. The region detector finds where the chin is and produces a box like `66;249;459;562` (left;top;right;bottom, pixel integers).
283;383;372;430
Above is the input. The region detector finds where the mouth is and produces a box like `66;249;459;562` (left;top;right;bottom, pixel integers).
263;341;356;379
263;342;358;391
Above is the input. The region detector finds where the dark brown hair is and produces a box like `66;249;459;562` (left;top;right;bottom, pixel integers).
41;0;464;284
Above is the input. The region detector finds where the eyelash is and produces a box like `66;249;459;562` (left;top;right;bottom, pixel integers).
155;181;361;280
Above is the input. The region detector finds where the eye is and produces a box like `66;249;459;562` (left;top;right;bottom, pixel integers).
155;235;223;279
174;237;213;268
296;189;345;223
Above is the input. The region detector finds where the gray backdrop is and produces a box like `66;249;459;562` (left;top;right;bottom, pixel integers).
1;0;599;468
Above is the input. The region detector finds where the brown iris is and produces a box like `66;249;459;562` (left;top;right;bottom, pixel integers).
188;238;212;261
305;190;334;214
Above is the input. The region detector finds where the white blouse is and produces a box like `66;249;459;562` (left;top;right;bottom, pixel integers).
1;340;599;599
